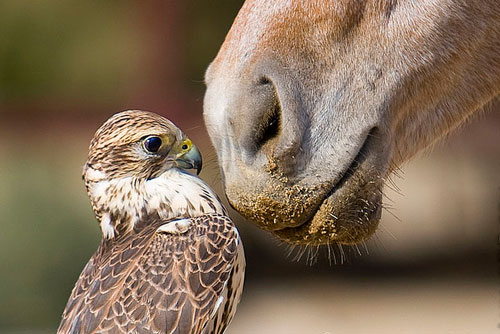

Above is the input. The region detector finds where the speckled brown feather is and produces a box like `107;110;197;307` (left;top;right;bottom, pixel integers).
58;213;244;334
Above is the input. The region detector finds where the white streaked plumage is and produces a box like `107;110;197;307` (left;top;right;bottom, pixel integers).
87;168;225;238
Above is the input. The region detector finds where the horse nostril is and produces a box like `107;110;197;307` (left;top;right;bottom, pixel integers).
255;101;281;151
258;76;271;85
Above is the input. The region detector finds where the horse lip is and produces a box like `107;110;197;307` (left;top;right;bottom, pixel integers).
273;127;376;232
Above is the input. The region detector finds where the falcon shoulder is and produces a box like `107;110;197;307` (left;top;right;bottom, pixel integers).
57;213;244;334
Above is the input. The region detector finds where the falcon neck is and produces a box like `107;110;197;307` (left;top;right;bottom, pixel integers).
85;168;227;239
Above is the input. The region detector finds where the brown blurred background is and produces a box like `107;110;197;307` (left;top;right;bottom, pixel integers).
0;1;498;333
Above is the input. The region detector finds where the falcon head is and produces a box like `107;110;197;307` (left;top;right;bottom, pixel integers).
83;110;219;239
84;110;201;182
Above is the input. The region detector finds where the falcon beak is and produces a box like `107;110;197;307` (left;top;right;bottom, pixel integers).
175;144;203;175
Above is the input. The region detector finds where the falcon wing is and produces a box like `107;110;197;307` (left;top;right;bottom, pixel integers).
57;213;243;334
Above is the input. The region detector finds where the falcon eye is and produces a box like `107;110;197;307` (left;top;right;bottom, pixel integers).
182;144;188;150
143;136;163;153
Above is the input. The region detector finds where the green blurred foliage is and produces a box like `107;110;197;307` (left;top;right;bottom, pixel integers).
0;0;245;107
0;138;99;328
184;1;244;92
0;0;139;104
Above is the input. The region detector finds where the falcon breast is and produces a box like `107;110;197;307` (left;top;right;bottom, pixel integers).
58;110;245;334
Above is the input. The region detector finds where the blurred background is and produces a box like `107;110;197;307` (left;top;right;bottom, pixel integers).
0;1;498;333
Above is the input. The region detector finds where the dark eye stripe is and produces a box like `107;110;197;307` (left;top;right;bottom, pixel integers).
143;136;162;153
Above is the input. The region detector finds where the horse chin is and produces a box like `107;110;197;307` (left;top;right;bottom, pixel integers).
272;169;384;246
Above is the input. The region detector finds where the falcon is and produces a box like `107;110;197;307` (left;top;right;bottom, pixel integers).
57;110;245;334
